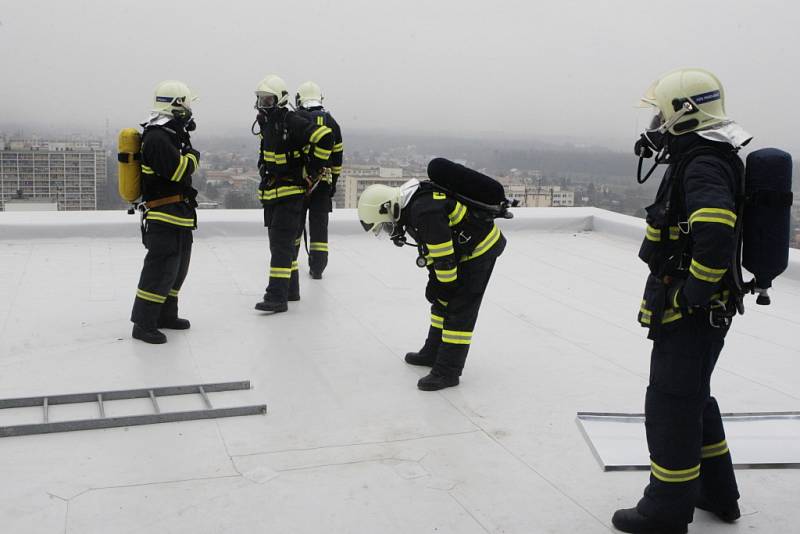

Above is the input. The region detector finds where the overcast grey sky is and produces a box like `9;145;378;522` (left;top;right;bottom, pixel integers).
0;0;798;152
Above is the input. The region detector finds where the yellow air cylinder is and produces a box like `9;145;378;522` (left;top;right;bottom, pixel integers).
117;128;142;202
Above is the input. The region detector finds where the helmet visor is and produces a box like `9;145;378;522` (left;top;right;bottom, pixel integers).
256;93;277;110
373;221;395;238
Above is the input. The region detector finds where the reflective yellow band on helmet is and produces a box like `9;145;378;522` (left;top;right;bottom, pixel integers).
146;211;195;227
141;165;155;175
650;461;700;483
690;259;727;283
689;207;737;229
333;142;344;152
431;313;444;329
701;439;730;459
136;288;167;304
435;266;458;283
168;289;179;297
461;224;501;262
427;240;455;258
310;242;329;252
314;146;332;160
170;155;189;182
259;186;306;200
309;125;332;144
448;201;467;226
442;329;472;345
269;267;292;279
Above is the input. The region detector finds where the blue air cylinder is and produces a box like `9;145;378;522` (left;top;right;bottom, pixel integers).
743;148;794;304
427;158;507;205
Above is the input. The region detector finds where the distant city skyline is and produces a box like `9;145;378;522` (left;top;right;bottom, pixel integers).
1;1;799;155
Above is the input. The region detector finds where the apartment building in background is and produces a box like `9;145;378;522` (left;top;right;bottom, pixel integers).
0;136;107;211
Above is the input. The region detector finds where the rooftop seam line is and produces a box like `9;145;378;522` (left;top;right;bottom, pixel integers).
230;429;483;458
440;395;614;532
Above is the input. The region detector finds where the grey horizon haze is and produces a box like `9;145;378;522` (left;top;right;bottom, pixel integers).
0;0;798;153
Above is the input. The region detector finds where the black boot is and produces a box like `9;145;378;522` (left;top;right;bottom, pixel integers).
288;293;301;302
611;508;687;534
405;351;436;367
254;299;288;313
696;495;740;523
417;370;459;391
132;324;167;344
309;270;322;280
158;317;191;330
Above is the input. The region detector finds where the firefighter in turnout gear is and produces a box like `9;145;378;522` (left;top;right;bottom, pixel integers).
612;68;751;533
294;81;343;279
130;80;200;344
253;75;334;313
358;179;505;391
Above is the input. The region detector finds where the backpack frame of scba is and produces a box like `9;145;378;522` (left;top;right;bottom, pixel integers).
425;157;519;219
671;146;794;321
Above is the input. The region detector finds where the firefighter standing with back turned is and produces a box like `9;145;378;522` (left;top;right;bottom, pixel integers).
294;81;343;279
357;173;505;391
130;80;200;344
612;68;751;533
253;75;334;313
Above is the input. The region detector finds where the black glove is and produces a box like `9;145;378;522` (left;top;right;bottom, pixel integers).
329;181;337;198
256;111;268;131
259;164;268;179
425;277;457;305
666;279;690;313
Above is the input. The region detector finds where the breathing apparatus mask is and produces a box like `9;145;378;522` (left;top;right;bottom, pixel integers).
635;101;694;183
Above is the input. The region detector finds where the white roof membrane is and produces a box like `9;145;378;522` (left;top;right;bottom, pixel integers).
1;208;799;533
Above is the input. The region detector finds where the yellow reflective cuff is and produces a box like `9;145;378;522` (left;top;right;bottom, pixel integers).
263;151;276;163
701;439;730;459
145;211;195;227
435;267;458;283
136;288;167;304
332;142;344;152
430;314;444;329
331;166;342;174
310;242;329;252
314;146;332;160
185;152;198;172
442;329;472;345
690;259;727;283
448;202;467;226
170;155;188;182
168;289;179;298
650;461;700;483
291;261;299;271
427;240;455;258
274;153;288;164
689;208;737;229
309;125;332;144
141;165;155;175
461;224;501;262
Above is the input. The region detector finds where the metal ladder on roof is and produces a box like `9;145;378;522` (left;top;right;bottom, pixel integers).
0;381;266;438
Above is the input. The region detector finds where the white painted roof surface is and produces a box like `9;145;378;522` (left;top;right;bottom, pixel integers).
1;207;798;533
